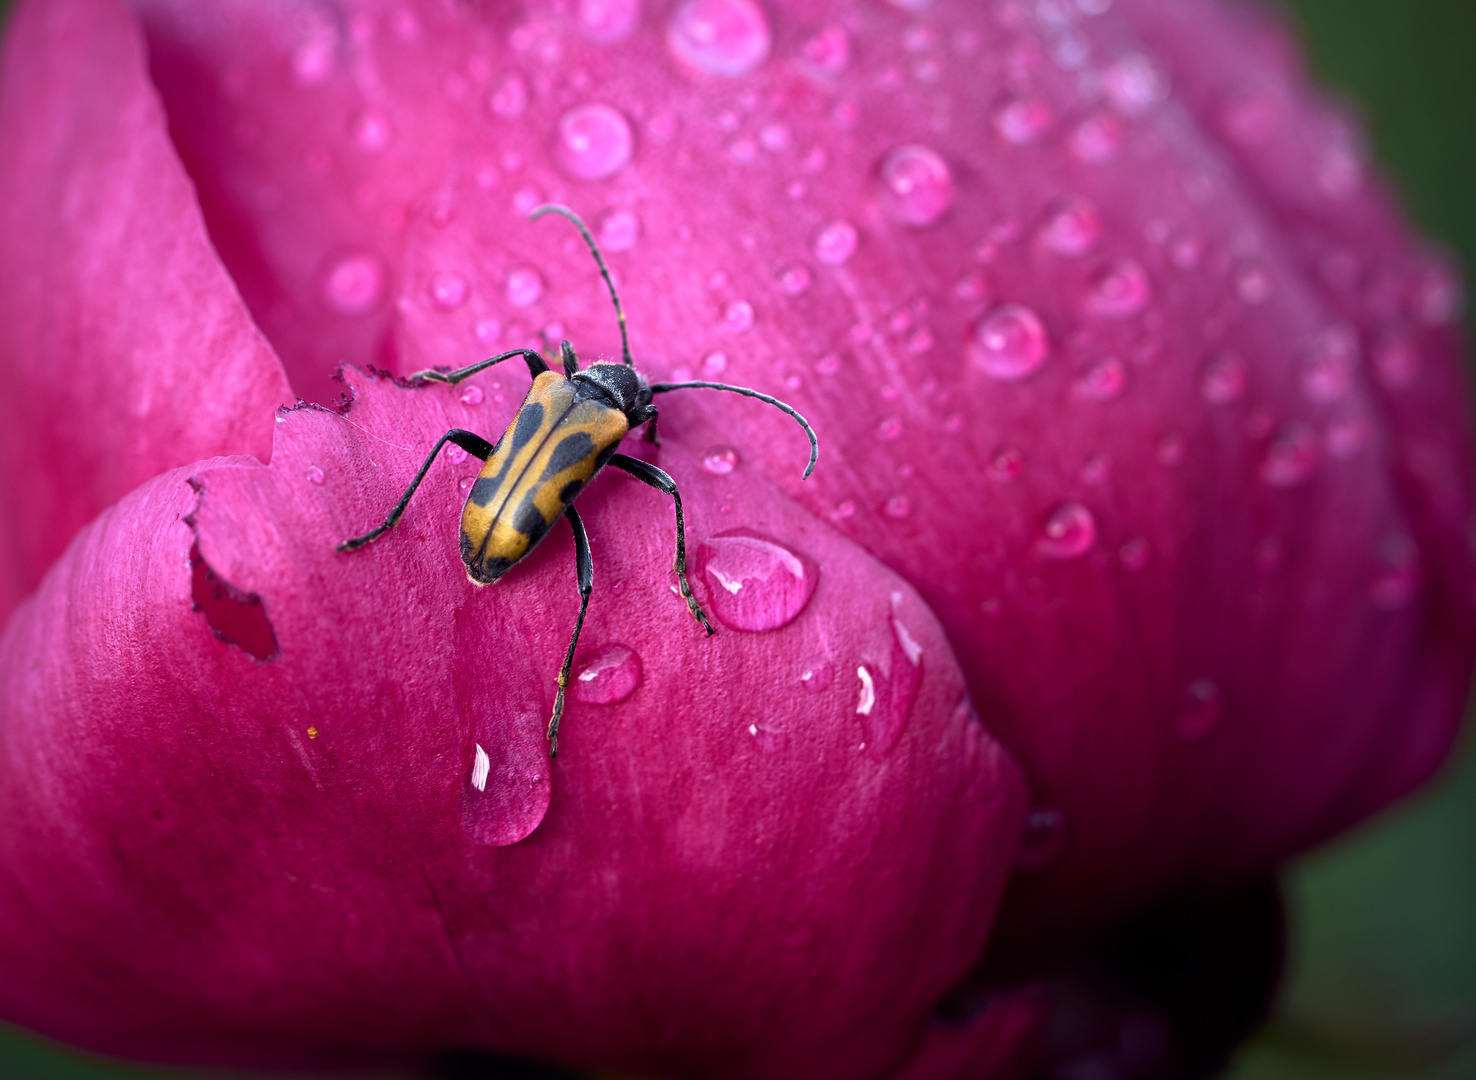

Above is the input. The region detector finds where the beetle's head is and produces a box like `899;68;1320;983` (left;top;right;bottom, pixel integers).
576;362;649;418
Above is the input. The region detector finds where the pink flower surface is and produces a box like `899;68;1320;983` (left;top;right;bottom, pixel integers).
0;0;1471;1075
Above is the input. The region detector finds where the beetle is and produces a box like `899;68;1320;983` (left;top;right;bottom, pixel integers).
338;205;818;757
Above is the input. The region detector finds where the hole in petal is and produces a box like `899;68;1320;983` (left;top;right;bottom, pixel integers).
188;542;279;660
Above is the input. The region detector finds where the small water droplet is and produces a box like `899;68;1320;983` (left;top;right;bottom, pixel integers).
1070;112;1123;162
799;656;834;693
595;207;640;252
993;95;1054;145
813;220;859;266
571;644;643;704
1156;433;1186;467
815;352;841;376
1176;678;1223;740
971;303;1049;381
506;267;544;307
1040;197;1102;256
458;476;475;492
351;109;393;151
884;494;912;519
320;249;388;316
759;122;791;152
1086;259;1152;319
1017;807;1066;869
1326;412;1372;460
1201;351;1247;404
305;465;326;485
875;415;903;441
1301;325;1359;403
489;75;529;118
702;445;738;474
800;24;850;76
723;299;755;332
555;104;634;181
833;499;857;520
428;270;469;310
777;263;812;296
459;385;485;407
446;443;469;464
1038;502;1097;559
701;350;727;375
1073;357;1126;401
1261;423;1321;488
696;529;818;631
877;144;955;227
577;0;641;44
1104;54;1167;114
667;0;770;77
1119;538;1149;571
954;272;988;302
1235;263;1274;305
990;446;1024;481
1080;454;1111;485
1370;534;1420;611
292;37;336;85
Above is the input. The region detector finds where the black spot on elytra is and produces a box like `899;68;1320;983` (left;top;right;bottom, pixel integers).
558;479;584;503
511;402;544;452
512;492;549;538
541;431;596;480
467;476;500;507
469;554;514;584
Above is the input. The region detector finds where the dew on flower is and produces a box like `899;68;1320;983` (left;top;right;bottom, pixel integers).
489;75;529;119
884;494;912;519
723;299;754;332
777;263;812;296
813;220;859;266
1070;112;1124;162
577;0;641;44
505;267;544;307
1201;351;1248;405
876;144;955;227
594;207;640;252
459;385;485;406
1037;502;1097;559
556;104;634;181
571;645;643;704
1039;196;1102;256
702;445;738;474
1261;423;1321;488
305;465;326;485
1073;357;1126;401
695;529;817;632
1085;259;1152;319
993;95;1054;145
320;249;388;316
970;303;1049;381
875;415;902;441
666;0;771;77
799;656;834;693
800;24;850;76
428;270;469;310
351;109;393;152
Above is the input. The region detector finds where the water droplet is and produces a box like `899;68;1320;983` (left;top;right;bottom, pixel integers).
1119;538;1149;571
555;104;633;181
351;109;393;151
723;299;755;333
1374;335;1421;390
1070;112;1123;162
777;263;812;296
1301;325;1359;404
506;267;544;307
695;529;818;632
1104;54;1167;114
877;144;955;227
1261;423;1320;488
320;249;388;316
1326;412;1372;460
971;303;1049;381
292;37;336;86
815;352;841;376
875;415;903;441
990;446;1024;481
1201;351;1247;404
577;0;641;44
1157;433;1186;467
1086;259;1152;319
800;24;850;76
954;272;988;303
305;465;326;485
446;442;469;464
832;499;857;520
595;207;640;252
459;385;485;407
571;644;643;704
1038;503;1097;559
813;220;859;266
1017;807;1066;869
1040;197;1101;256
884;494;912;519
1235;263;1274;305
759;122;791;152
695;351;725;377
993;95;1054;145
702;445;738;474
428;270;469;310
1370;534;1420;611
489;75;529;118
799;656;833;693
1073;357;1126;401
666;0;770;77
1176;678;1223;741
1080;454;1111;485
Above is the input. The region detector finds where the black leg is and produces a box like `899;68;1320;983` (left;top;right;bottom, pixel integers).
406;348;549;386
548;505;594;759
337;429;493;552
647;380;818;478
608;453;713;635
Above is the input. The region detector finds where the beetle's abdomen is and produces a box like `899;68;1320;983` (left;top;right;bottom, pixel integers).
460;371;628;583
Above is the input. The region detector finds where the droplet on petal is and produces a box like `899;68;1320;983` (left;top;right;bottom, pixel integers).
813;220;859;266
506;267;544;307
571;645;643;704
1261;423;1321;488
1037;503;1097;559
556;104;634;180
489;75;529;118
1070;112;1124;162
777;263;812;296
1201;351;1248;405
1301;324;1359;404
577;0;642;44
695;529;818;632
993;95;1054;145
667;0;771;77
723;299;755;333
1369;534;1421;611
876;144;955;227
702;445;739;474
320;249;388;316
351;109;393;151
428;270;469;310
1104;54;1168;114
1073;357;1126;401
1039;197;1102;256
800;24;850;76
1085;259;1152;319
970;303;1049;381
799;656;834;693
595;207;641;252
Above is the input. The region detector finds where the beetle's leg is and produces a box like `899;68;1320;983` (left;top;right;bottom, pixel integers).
337;429;493;552
608;453;713;635
406;348;549;386
548;504;594;759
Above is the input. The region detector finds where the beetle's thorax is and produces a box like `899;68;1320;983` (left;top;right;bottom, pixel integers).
571;362;650;420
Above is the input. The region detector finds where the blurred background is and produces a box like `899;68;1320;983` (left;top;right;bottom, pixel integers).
0;0;1472;1077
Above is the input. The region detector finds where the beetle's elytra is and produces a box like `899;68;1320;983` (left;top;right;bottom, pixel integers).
338;205;818;757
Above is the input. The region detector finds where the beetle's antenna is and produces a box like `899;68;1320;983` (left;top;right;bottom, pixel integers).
531;204;633;368
648;380;819;479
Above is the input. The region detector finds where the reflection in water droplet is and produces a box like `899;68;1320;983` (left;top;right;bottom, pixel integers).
1017;807;1066;869
778;263;812;296
1073;357;1126;401
305;465;326;485
571;644;643;704
1040;197;1102;256
429;270;469;310
696;529;818;631
1201;351;1247;404
556;104;634;180
489;75;529;118
800;656;833;693
506;267;544;307
993;95;1054;144
971;303;1049;381
1086;259;1152;319
462;722;550;846
667;0;771;77
595;207;640;252
578;0;641;44
1261;424;1320;488
320;250;388;316
813;220;859;266
1080;454;1111;485
702;445;738;474
877;144;955;227
800;24;850;76
1176;678;1223;740
1370;534;1420;611
702;350;727;375
1038;503;1097;559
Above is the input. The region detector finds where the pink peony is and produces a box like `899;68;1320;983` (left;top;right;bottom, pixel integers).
0;0;1469;1076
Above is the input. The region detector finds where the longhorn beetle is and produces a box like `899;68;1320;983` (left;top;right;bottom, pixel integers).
338;205;818;758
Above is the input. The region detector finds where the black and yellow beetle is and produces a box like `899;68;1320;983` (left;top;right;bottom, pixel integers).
338;205;818;757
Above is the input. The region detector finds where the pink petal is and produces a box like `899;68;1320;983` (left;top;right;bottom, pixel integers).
0;368;1027;1073
0;0;292;624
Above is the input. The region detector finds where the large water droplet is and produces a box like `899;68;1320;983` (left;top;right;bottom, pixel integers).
320;249;388;316
571;644;643;704
1037;503;1097;559
1261;424;1320;488
1017;807;1066;870
1176;678;1224;741
855;615;925;761
971;303;1049;381
877;144;954;227
506;267;544;307
993;95;1054;145
595;207;641;252
1201;351;1247;405
800;24;850;76
1073;357;1126;401
556;104;633;181
577;0;641;44
462;723;550;846
695;529;818;632
667;0;770;77
813;220;859;266
1039;197;1101;256
799;656;833;693
1086;259;1152;319
428;270;469;310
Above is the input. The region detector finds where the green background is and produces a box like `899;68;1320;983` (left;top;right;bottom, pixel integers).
0;0;1473;1076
